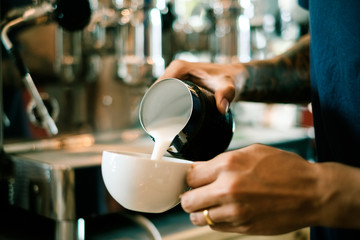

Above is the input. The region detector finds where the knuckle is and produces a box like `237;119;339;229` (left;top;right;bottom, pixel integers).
220;175;243;199
225;84;236;96
224;182;240;199
248;143;265;151
217;153;239;171
169;59;186;68
229;204;251;221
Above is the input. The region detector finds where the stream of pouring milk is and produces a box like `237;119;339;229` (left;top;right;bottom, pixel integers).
147;117;188;160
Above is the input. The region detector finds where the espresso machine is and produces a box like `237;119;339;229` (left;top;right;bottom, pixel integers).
0;0;309;239
0;0;168;239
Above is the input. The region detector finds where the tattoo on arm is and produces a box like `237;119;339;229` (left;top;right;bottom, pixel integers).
239;35;311;103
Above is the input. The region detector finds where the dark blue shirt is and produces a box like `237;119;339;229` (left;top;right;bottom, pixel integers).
299;0;360;239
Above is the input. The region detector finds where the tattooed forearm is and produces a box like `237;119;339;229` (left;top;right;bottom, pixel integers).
238;35;311;103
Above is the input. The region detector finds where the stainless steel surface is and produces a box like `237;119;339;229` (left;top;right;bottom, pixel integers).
56;28;83;84
6;131;152;216
4;130;154;239
55;220;78;240
212;0;251;63
115;0;165;85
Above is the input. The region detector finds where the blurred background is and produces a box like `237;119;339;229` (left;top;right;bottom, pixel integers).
0;0;313;239
1;0;310;141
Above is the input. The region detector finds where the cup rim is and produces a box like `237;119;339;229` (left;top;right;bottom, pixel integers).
102;150;194;165
101;150;193;213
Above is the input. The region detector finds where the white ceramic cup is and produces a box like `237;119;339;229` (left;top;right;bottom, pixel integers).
101;151;193;213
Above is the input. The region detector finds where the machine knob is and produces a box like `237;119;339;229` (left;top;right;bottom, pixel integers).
54;0;92;31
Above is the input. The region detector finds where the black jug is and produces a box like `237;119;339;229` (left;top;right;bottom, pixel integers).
139;78;234;161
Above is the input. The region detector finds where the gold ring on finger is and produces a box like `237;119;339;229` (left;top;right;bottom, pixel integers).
203;209;215;226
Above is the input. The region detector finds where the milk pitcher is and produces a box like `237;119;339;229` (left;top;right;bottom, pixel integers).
139;78;234;161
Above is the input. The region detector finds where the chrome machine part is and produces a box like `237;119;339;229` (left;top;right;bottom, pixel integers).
1;2;58;136
115;0;165;86
0;0;92;136
27;92;60;128
211;0;251;63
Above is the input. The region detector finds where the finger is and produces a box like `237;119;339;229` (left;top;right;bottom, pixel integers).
214;84;235;114
181;184;221;213
186;154;226;188
186;150;246;188
188;203;251;227
193;75;236;114
186;162;217;188
156;60;190;81
189;209;215;226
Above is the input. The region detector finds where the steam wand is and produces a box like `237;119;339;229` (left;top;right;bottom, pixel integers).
0;0;92;136
1;2;58;136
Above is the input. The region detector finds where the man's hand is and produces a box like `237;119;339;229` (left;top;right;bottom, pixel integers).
157;60;248;115
181;144;321;235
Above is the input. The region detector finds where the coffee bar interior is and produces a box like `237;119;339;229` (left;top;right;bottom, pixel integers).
0;0;313;239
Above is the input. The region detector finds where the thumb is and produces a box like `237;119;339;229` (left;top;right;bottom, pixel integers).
214;85;235;114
